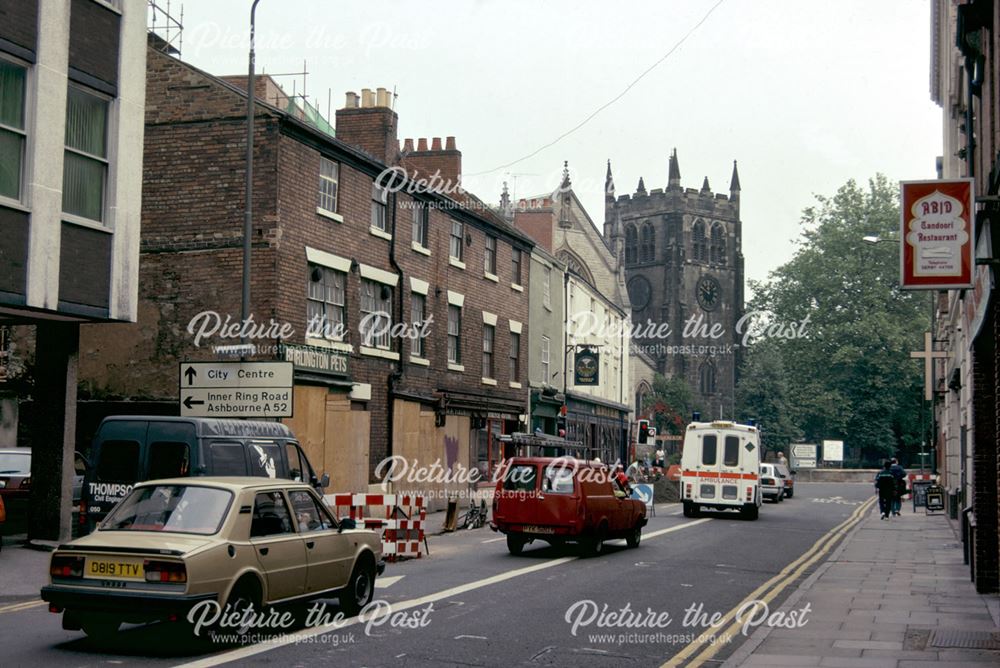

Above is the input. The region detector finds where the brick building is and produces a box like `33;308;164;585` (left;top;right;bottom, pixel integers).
930;0;1000;593
76;47;533;506
0;0;146;540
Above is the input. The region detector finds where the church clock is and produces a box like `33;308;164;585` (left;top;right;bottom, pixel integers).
696;275;721;311
628;276;651;311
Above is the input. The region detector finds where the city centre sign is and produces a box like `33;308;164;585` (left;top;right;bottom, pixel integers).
179;361;293;418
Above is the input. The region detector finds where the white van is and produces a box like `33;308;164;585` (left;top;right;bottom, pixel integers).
680;421;761;520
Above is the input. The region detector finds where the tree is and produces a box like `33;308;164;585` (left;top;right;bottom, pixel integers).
735;341;801;461
642;373;698;436
744;175;927;465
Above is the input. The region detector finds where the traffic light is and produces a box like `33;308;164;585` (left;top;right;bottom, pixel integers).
637;419;649;444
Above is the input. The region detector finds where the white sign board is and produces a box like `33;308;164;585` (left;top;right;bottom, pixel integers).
792;444;817;459
822;440;844;462
179;362;294;418
797;459;817;468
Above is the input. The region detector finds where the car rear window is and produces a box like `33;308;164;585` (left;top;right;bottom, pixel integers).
701;435;717;466
101;485;232;535
543;465;575;494
0;451;30;474
723;436;740;467
503;464;537;491
97;440;140;482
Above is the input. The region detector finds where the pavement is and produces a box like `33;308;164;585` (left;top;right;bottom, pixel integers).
723;503;1000;668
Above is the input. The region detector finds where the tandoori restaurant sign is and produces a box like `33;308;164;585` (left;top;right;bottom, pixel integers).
900;179;975;290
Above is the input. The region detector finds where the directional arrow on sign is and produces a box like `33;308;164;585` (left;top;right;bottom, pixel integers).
184;366;197;386
183;396;205;409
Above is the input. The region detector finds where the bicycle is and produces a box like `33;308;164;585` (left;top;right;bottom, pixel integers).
460;499;488;530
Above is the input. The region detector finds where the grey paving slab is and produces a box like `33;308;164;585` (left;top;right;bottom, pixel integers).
861;649;940;660
818;657;901;668
743;655;823;666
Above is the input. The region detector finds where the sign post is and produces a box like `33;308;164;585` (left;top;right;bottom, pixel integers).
179;361;294;418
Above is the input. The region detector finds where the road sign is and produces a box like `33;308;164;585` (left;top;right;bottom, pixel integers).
792;444;816;459
822;440;844;462
179;362;294;418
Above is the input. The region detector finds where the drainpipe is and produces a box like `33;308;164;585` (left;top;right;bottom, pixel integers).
387;190;404;468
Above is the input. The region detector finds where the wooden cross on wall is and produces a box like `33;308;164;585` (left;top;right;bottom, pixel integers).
910;331;948;401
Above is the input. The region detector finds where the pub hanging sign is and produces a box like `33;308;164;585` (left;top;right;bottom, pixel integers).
574;347;600;386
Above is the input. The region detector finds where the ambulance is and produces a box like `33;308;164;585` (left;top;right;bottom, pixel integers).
680;419;761;520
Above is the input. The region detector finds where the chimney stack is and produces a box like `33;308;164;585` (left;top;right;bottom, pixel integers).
401;135;462;194
335;85;399;165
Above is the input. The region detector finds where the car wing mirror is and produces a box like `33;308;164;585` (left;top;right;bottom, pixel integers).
311;473;330;490
338;517;356;533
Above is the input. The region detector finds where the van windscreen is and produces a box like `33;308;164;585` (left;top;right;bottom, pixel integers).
723;436;740;467
97;440;140;482
701;435;717;466
503;464;537;491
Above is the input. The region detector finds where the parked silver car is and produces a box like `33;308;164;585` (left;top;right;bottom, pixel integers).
760;463;784;503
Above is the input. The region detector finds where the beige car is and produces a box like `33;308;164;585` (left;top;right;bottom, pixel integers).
41;477;384;641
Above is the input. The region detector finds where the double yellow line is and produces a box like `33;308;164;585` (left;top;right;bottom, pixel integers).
661;496;876;668
0;599;47;615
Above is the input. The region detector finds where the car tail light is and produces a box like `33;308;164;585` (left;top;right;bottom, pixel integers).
50;555;84;579
746;487;752;501
144;560;187;583
78;499;87;525
762;477;774;485
685;483;692;499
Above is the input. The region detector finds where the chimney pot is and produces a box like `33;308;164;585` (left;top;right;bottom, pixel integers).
376;87;389;107
431;137;442;151
417;138;428;151
344;91;359;108
361;88;374;107
403;138;414;153
445;136;457;151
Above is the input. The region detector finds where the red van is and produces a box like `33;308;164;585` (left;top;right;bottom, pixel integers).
490;457;647;556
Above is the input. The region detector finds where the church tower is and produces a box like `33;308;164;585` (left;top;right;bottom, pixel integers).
613;151;745;419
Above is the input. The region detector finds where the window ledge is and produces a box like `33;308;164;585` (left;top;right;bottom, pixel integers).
317;207;344;223
409;355;430;367
62;214;112;234
448;363;465;372
360;345;400;361
369;226;392;241
481;377;497;386
305;337;353;353
411;242;431;256
0;197;30;214
449;257;466;270
509;382;522;389
484;271;499;283
511;283;524;293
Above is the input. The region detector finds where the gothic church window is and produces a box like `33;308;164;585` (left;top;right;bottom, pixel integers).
699;361;716;395
692;220;707;262
640;223;655;263
625;225;638;264
710;223;726;264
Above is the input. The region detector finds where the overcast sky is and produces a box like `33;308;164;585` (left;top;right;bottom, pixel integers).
165;0;942;285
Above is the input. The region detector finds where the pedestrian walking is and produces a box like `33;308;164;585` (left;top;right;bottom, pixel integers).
874;460;897;520
889;458;906;516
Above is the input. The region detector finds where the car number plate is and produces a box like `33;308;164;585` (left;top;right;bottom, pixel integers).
85;558;144;580
522;525;555;534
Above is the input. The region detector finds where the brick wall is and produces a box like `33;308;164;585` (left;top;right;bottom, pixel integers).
971;304;998;593
334;106;399;166
514;210;554;252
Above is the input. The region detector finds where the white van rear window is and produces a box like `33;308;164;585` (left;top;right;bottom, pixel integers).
723;436;740;466
701;436;717;465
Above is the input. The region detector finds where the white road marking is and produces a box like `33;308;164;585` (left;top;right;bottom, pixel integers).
454;635;487;640
173;518;711;668
374;575;405;589
481;537;506;543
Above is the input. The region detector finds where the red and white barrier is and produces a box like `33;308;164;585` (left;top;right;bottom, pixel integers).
324;493;427;562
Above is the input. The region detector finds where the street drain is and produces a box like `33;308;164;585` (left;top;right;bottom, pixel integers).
930;629;1000;650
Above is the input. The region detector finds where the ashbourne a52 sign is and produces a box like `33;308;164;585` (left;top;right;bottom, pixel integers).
179;361;293;418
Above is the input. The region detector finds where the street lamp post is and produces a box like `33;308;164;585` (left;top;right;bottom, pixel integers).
863;234;938;474
242;0;262;355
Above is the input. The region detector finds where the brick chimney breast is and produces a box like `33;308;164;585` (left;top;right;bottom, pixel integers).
335;87;399;165
401;136;462;193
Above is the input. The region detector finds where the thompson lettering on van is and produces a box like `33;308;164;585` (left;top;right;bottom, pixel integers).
88;482;133;504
